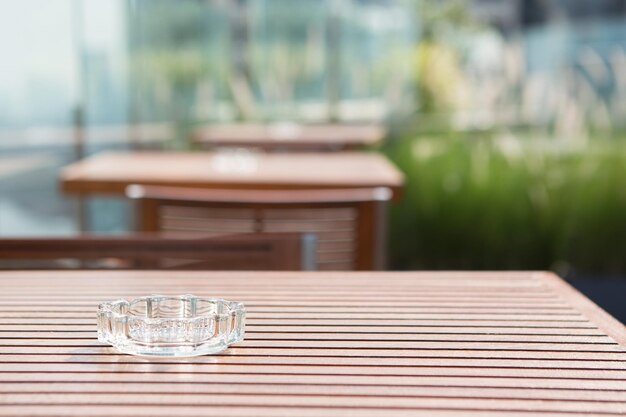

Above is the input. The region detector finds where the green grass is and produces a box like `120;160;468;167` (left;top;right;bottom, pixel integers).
382;135;626;276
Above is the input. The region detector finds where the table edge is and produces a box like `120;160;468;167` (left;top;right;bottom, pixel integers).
536;271;626;347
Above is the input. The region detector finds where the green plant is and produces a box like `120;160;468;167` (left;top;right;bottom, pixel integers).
383;134;626;276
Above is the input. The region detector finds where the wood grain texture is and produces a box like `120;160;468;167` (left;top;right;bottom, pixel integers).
0;271;624;416
59;151;404;199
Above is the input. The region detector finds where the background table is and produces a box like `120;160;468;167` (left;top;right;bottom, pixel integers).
191;123;386;151
0;271;625;416
60;151;404;200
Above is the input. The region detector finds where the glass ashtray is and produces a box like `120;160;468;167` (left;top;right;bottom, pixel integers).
97;294;245;357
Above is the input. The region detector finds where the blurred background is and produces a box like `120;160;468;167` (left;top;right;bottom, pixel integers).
2;1;626;317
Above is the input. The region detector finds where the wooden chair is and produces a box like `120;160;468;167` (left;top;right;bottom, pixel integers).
126;185;392;270
0;233;315;270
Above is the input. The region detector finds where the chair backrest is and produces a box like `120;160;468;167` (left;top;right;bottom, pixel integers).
0;233;315;271
127;185;391;270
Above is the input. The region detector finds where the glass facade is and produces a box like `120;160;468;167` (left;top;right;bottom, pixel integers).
0;0;416;235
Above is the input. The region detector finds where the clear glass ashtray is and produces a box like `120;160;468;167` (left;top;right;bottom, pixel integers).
97;295;245;357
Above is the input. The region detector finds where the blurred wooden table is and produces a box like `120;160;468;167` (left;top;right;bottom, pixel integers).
191;123;386;151
60;151;404;200
1;271;625;416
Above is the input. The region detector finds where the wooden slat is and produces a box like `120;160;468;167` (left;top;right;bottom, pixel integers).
5;393;626;413
4;371;626;390
0;271;625;416
3;346;625;360
1;405;612;417
4;383;626;402
4;354;626;370
0;326;606;335
0;333;615;345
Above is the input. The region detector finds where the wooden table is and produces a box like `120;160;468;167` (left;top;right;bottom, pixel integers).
191;123;386;151
1;271;625;416
60;151;405;200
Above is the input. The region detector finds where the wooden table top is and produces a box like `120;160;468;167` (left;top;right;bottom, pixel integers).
191;123;386;150
60;151;405;198
1;271;625;416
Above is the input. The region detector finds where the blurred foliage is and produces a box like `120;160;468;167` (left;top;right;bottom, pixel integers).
124;0;626;278
414;42;463;114
137;50;214;90
383;135;626;276
127;0;415;125
131;0;226;48
410;0;481;120
419;0;479;42
382;1;626;277
127;1;232;148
